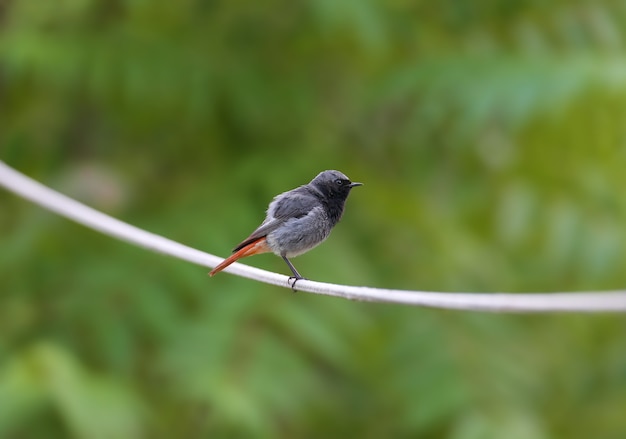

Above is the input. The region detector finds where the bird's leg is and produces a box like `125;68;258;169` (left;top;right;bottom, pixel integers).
282;256;306;292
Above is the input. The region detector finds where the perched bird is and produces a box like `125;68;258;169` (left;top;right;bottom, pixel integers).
209;170;362;285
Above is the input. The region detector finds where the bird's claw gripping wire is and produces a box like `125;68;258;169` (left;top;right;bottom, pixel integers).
288;276;307;292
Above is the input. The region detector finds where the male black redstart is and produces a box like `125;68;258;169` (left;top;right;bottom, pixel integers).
209;170;362;284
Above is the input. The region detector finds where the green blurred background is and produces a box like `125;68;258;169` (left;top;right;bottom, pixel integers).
2;1;626;437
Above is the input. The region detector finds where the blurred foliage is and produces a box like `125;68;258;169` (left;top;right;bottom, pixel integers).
2;0;626;437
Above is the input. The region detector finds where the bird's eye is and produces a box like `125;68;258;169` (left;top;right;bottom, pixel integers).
335;179;344;186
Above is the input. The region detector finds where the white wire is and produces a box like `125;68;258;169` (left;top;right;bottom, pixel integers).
1;160;626;313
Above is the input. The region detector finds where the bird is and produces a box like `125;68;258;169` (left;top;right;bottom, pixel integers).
209;170;362;286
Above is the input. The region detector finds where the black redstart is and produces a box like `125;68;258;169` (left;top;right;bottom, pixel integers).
209;170;362;285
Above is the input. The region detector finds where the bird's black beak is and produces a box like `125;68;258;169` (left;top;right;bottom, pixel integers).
349;182;363;188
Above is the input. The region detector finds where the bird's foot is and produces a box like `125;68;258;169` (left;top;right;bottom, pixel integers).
288;276;307;292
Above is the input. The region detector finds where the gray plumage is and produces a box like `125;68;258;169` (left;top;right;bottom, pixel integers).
213;170;362;282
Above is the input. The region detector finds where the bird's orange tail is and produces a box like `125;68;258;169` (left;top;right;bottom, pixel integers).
209;237;270;276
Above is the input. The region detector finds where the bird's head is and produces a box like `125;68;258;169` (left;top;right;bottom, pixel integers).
310;170;362;199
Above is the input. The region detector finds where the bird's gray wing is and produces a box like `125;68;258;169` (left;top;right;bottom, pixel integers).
269;187;320;220
232;187;319;252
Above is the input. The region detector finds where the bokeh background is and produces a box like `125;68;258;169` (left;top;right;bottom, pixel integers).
2;1;626;437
